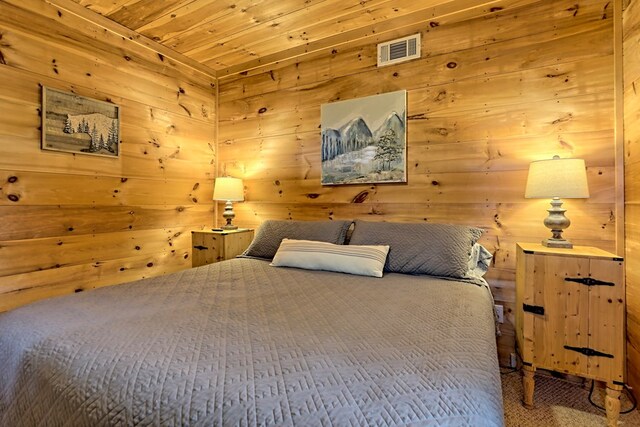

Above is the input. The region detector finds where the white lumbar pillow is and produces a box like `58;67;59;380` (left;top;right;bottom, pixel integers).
271;239;390;278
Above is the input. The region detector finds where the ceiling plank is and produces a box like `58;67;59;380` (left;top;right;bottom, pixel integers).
106;0;197;30
134;0;253;43
72;0;132;15
182;0;400;63
156;0;339;55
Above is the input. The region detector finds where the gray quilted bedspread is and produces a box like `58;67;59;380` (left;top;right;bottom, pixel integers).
0;258;503;426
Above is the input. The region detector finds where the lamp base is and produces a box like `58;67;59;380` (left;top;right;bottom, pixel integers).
542;238;573;249
221;200;238;230
542;197;573;249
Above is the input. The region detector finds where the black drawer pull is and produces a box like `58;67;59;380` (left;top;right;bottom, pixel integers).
564;277;615;287
193;245;208;250
523;304;544;315
564;345;614;358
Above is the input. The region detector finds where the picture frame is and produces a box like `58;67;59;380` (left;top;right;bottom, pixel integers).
42;86;120;158
321;90;407;185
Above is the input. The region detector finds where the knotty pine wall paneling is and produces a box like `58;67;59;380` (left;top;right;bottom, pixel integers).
0;0;216;312
218;0;621;365
623;0;640;403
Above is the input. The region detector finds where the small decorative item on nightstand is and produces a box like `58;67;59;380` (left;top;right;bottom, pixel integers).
515;242;625;427
191;229;254;267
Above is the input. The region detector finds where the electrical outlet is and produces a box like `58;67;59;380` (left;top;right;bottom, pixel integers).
495;304;504;323
510;353;517;368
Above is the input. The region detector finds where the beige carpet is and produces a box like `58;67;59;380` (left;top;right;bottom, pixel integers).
502;370;640;426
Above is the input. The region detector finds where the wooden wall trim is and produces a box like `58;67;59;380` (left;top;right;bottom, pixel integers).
39;0;217;80
615;0;625;256
623;0;640;404
214;69;220;227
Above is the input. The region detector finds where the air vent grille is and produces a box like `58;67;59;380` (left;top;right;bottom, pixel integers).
389;41;407;60
377;33;421;67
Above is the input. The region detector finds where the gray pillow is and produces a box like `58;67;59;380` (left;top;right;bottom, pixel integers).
241;219;352;260
348;220;484;278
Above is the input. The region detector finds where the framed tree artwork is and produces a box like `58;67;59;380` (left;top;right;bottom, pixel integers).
321;90;407;185
42;87;120;158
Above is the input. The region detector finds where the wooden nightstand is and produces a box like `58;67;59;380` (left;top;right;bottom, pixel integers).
515;243;625;427
191;229;254;267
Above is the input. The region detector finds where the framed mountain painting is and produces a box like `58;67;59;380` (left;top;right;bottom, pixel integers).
42;87;120;158
321;90;406;185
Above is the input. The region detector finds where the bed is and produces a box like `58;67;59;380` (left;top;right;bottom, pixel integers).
0;220;504;426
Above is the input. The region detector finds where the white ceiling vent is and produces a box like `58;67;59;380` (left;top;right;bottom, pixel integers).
377;33;421;67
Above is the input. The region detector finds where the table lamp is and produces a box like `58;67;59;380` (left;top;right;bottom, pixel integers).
213;177;244;230
524;155;589;248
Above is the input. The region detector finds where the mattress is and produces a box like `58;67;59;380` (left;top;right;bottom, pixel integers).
0;258;503;426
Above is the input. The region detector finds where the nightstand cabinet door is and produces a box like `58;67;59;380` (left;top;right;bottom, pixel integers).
588;258;625;383
522;253;591;375
516;243;624;383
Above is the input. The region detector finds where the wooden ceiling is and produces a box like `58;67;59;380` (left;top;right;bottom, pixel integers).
70;0;497;76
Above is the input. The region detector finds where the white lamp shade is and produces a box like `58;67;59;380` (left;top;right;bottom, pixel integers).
213;177;244;201
525;156;589;199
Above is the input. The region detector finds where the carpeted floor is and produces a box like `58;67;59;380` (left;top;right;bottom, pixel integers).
502;370;640;426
